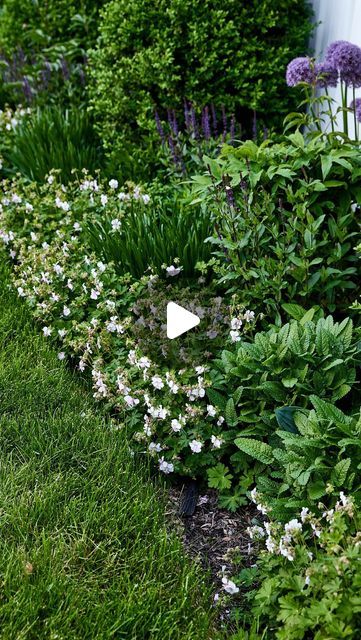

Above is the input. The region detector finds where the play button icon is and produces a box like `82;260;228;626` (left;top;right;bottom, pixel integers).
166;302;200;339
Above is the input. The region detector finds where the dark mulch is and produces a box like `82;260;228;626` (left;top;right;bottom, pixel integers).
167;485;258;592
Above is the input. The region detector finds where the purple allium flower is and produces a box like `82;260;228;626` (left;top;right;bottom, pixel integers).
286;57;316;86
350;97;361;122
315;62;338;88
201;106;211;140
325;40;361;87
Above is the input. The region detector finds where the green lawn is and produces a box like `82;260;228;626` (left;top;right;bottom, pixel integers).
0;263;217;640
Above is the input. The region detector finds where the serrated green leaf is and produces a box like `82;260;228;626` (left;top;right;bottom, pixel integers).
235;437;274;464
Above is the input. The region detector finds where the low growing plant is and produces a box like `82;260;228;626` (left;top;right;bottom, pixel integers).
230;492;361;639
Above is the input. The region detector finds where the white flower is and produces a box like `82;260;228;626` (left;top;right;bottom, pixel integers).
73;222;81;231
42;326;52;337
17;286;25;297
171;419;182;433
244;310;255;323
189;439;203;453
211;435;223;449
217;416;225;426
152;375;164;390
300;507;310;523
138;356;151;370
53;263;63;275
231;317;242;331
79;359;86;372
305;574;311;586
159;457;174;474
222;577;239;595
63;306;71;317
90;289;100;300
25;202;33;212
30;232;38;242
207;404;216;417
149;442;162;453
58;328;67;338
284;519;302;535
166;265;183;277
230;330;241;342
58;352;65;360
124;395;140;408
109;179;118;190
12;194;22;204
47;175;54;185
195;366;205;374
246;525;265;540
100;194;108;206
142;194;150;204
9;250;16;259
111;218;122;231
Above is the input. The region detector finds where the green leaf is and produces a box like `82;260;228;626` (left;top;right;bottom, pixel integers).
321;155;333;179
207;388;227;411
282;303;307;320
225;398;238;427
207;463;233;491
281;377;298;388
331;458;351;487
275;406;300;433
235;438;274;464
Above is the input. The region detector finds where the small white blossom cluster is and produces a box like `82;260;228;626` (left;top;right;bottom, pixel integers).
247;490;356;571
0;105;31;132
229;309;255;342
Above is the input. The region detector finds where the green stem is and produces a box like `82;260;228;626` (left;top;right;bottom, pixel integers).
353;86;358;142
325;87;335;133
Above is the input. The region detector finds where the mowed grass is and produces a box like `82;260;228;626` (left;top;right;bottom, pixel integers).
0;263;217;640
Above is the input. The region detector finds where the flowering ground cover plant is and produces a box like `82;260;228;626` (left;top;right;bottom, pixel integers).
0;171;259;489
229;492;361;639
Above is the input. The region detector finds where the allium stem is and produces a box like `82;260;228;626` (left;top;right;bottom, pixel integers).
353;86;358;141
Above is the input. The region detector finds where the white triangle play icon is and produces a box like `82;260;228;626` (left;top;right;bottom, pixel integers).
166;302;200;339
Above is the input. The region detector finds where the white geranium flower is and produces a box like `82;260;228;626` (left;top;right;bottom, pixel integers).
159;457;174;474
142;194;150;204
230;330;241;342
166;265;182;277
211;435;223;449
42;326;52;337
109;179;118;190
124;395;140;408
189;439;203;453
100;194;108;206
207;404;216;417
63;306;71;317
244;309;255;323
58;352;65;360
17;286;25;297
152;375;164;390
222;577;239;595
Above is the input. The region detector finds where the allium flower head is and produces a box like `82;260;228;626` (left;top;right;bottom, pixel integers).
286;57;315;87
350;97;361;122
325;40;361;86
315;62;338;88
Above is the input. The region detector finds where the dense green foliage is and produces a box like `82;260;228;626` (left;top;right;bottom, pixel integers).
3;107;102;182
192;133;361;318
0;261;216;640
88;0;313;160
86;185;212;278
233;495;361;639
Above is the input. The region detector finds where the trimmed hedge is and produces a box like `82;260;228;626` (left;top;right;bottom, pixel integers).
88;0;313;157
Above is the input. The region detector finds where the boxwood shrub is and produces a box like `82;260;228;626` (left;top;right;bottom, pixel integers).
88;0;313;159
